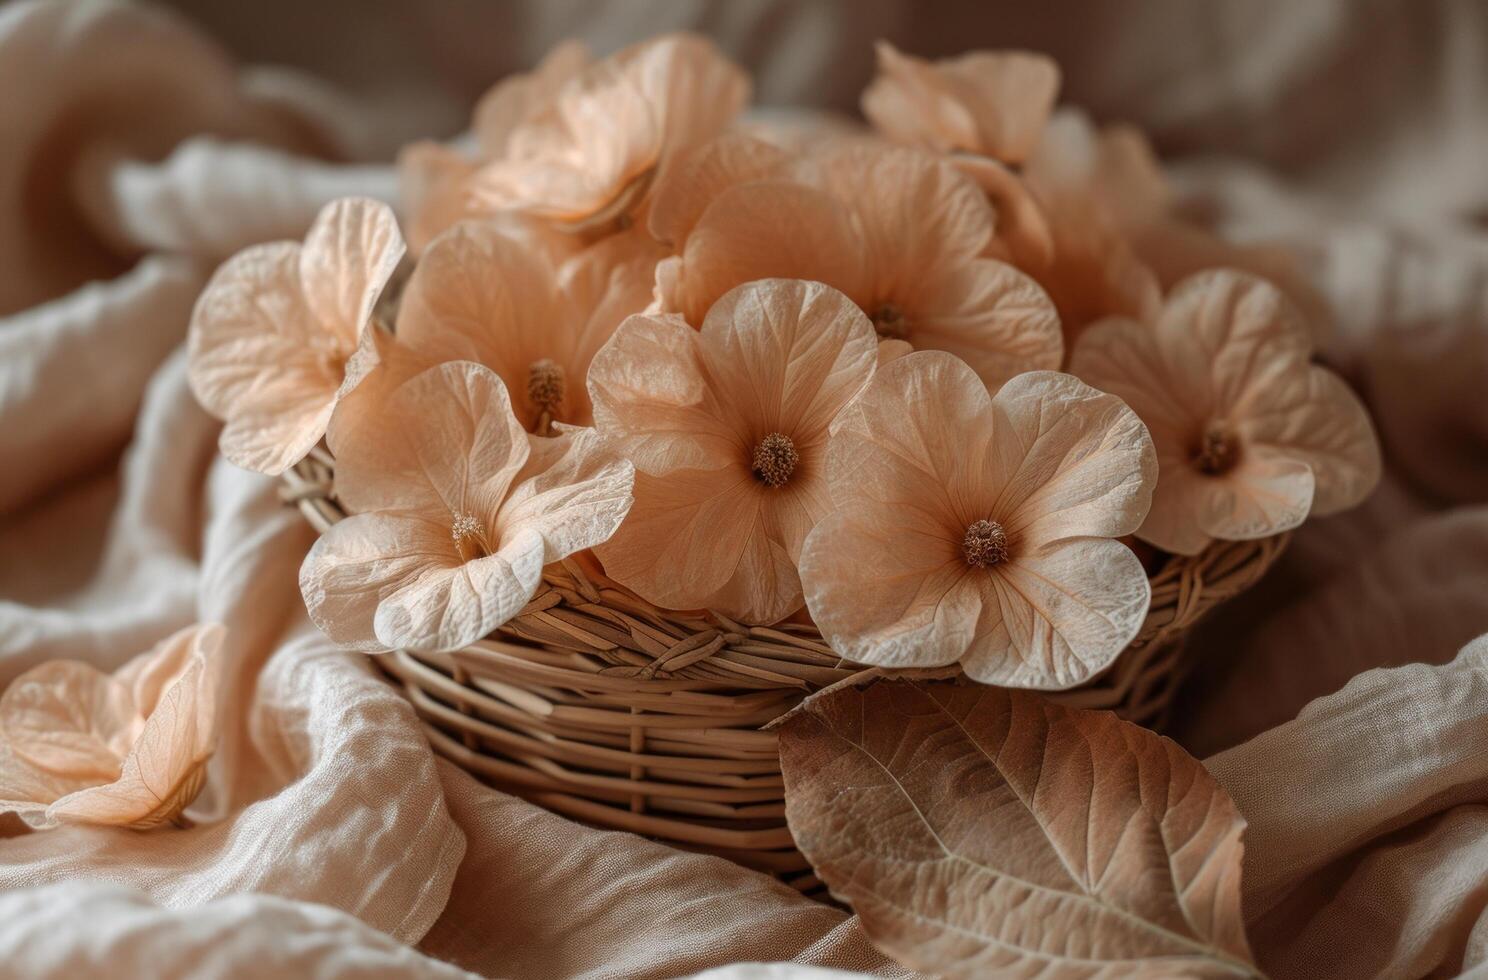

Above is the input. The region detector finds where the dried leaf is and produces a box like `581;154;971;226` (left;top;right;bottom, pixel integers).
778;679;1259;979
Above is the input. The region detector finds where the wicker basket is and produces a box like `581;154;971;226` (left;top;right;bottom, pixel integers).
282;449;1288;888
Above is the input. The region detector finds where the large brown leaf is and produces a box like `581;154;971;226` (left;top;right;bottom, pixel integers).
778;679;1260;978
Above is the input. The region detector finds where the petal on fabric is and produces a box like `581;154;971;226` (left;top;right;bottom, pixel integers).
373;527;548;652
0;739;91;827
334;361;530;519
586;312;742;474
828;351;997;526
904;257;1063;390
299;512;462;652
800;505;978;669
496;428;635;561
660;179;869;325
0;660;136;782
988;370;1156;546
49;635;221;828
1195;455;1315;542
647;132;788;247
472;39;591;159
395;221;570;429
860;41;980;154
186;241;343;475
1241;366;1382;516
594;464;762;613
297;197;405;346
112;623;221;720
698;279;879;447
974;536;1151;689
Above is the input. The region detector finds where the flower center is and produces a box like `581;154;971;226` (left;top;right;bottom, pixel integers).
962;519;1009;567
526;358;566;436
1192;422;1242;476
450;512;493;562
751;432;799;488
871;304;911;341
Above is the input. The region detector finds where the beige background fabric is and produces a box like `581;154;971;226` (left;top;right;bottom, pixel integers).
2;0;1487;976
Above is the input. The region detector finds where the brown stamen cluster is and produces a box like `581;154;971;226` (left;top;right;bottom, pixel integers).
751;432;799;488
1192;422;1241;475
450;512;492;562
526;358;567;414
871;304;910;341
962;519;1009;567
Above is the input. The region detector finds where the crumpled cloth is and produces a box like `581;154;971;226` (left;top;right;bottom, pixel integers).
1;1;1487;977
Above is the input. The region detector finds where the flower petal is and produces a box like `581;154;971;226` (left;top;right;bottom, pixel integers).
395;222;570;429
1134;454;1217;557
659;179;868;325
472;39;590;158
939;49;1060;163
334;361;530;519
828;350;997;526
373;527;547;652
698;279;879;447
861;41;980;153
647;132;788;247
0;738;92;827
49;637;220;828
594;465;760;613
187;241;342;475
1241;366;1381;516
496;428;635;560
398;140;478;255
299;513;457;652
905;258;1063;390
298;197;404;345
587;312;741;474
1155;269;1313;421
0;661;135;782
112;623;219;720
801;505;976;669
973;536;1151;689
1194;455;1314;543
989;370;1156;546
952;154;1055;269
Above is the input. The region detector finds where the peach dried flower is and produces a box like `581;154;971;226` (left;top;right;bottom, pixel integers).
655;144;1062;391
589;278;878;624
1070;269;1381;555
300;361;634;652
393;222;658;436
861;41;1060;165
467;33;749;235
188;197;404;475
0;624;224;830
399;40;590;252
799;352;1157;688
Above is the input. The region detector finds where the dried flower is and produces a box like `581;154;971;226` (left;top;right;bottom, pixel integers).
188;198;404;475
861;41;1060;165
466;33;749;235
655;144;1063;390
589;278;879;624
0;624;224;829
799;352;1157;688
399;41;590;252
1070;269;1381;555
300;361;634;652
393;222;659;435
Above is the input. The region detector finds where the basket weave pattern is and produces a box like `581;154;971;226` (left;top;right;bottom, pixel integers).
283;450;1288;885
